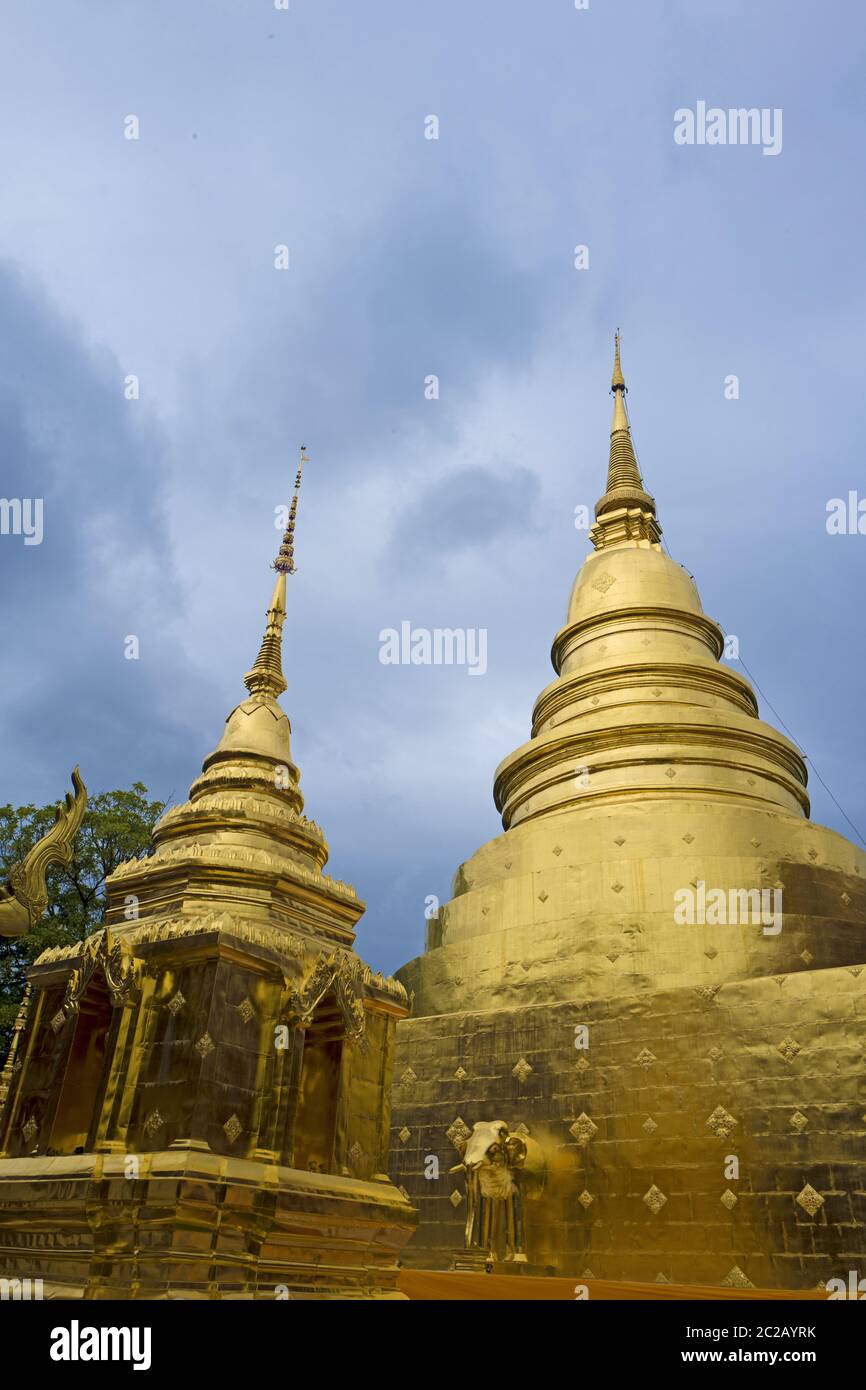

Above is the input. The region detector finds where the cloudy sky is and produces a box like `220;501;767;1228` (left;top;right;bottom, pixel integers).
1;0;864;976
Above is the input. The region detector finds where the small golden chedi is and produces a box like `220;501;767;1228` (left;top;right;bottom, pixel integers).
0;451;415;1299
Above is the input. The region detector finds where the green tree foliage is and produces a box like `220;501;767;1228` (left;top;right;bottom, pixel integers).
0;783;165;1054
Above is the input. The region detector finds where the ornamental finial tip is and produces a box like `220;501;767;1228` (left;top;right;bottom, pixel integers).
611;331;626;392
244;444;311;699
273;444;310;576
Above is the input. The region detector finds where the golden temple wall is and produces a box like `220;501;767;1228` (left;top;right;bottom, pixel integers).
391;963;866;1288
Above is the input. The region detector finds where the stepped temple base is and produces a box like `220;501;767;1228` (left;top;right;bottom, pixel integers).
0;1146;414;1299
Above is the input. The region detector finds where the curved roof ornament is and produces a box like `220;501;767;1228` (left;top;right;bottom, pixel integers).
0;767;87;937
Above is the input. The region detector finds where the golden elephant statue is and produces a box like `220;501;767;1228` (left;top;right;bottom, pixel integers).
451;1119;546;1265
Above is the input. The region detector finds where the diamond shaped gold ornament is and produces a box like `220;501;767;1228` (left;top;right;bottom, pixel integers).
446;1117;471;1149
569;1113;598;1147
643;1185;667;1215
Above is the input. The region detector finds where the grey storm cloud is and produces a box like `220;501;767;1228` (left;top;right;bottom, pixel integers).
0;262;202;805
387;463;542;570
203;179;558;480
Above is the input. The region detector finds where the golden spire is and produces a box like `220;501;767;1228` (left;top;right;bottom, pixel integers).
273;446;309;576
590;336;662;549
611;329;626;389
243;447;309;699
606;332;642;492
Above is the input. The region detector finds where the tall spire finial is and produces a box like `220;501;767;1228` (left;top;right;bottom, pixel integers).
611;329;626;391
610;330;630;438
244;446;310;699
607;333;640;482
273;445;310;575
589;340;662;550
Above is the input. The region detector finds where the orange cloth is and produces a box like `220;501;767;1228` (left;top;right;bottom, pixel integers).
397;1270;828;1301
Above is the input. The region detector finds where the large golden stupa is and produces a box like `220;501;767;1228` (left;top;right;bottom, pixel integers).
391;340;866;1289
0;456;415;1299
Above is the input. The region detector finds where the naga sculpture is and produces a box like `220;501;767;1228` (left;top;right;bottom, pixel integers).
451;1119;546;1265
0;768;87;937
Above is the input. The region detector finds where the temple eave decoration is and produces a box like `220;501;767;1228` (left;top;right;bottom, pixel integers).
0;768;87;937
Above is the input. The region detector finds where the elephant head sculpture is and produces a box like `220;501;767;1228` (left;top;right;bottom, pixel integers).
451;1119;546;1265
